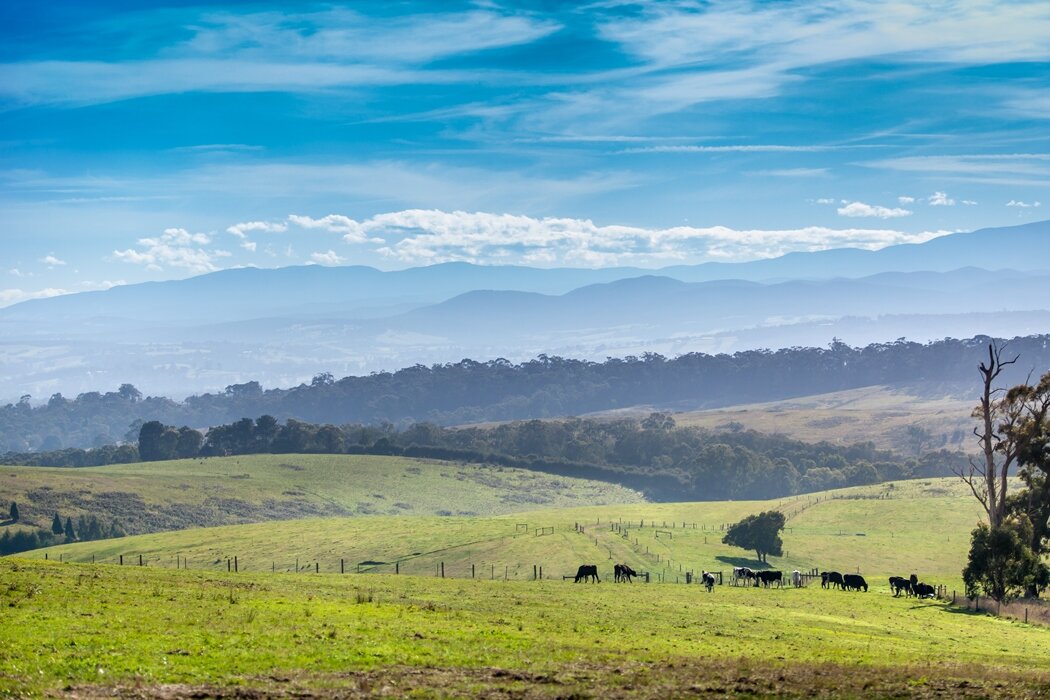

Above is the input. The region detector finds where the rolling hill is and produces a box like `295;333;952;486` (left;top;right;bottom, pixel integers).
0;454;644;537
26;479;983;586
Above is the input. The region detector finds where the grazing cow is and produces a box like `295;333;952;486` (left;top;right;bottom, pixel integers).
574;564;600;583
756;570;783;588
701;571;716;592
791;570;803;588
822;571;844;590
732;567;754;586
842;573;868;592
614;563;638;583
889;576;912;597
913;582;936;599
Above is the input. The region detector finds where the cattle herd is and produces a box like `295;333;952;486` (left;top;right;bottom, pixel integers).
574;563;938;600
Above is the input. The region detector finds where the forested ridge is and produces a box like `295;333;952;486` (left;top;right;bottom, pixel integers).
3;334;1048;452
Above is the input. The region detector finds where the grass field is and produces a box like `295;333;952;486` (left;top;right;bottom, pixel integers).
29;479;985;591
0;454;643;535
646;385;974;453
2;557;1047;698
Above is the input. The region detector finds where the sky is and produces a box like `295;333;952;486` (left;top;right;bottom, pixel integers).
2;0;1049;306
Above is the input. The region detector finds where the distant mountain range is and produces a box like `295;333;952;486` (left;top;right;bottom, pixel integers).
1;220;1047;401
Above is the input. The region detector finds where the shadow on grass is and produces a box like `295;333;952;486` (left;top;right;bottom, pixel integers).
715;555;767;569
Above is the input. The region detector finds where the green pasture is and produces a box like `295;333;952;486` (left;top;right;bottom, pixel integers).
1;557;1047;698
0;453;643;534
30;479;985;590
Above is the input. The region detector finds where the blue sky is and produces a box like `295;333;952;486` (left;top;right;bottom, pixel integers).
2;0;1049;305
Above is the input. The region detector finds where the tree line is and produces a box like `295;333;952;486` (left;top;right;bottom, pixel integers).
116;413;960;502
0;504;124;556
4;335;1049;453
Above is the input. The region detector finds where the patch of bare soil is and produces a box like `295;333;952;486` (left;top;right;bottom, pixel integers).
58;659;1050;699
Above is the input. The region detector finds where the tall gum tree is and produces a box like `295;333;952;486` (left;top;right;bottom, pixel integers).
958;343;1020;529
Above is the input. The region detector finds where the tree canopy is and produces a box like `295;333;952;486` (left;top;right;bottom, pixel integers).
722;510;786;563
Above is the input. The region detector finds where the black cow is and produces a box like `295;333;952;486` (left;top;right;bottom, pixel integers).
701;571;716;592
842;573;868;592
756;570;783;588
822;571;844;590
614;563;637;583
889;576;912;597
913;582;936;599
574;564;600;583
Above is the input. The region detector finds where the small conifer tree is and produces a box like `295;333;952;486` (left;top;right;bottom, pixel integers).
51;512;63;535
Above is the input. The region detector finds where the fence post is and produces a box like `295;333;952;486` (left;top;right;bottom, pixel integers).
441;562;445;578
227;559;231;572
45;553;48;561
396;561;400;575
234;556;238;573
540;566;543;580
472;563;475;579
1026;608;1029;624
533;564;537;580
139;554;143;567
296;557;299;572
341;559;344;574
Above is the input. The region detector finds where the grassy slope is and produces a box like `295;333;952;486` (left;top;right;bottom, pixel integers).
650;385;973;452
30;479;984;589
1;557;1047;698
0;454;643;534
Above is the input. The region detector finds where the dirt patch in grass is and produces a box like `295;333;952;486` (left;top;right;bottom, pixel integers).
59;658;1050;699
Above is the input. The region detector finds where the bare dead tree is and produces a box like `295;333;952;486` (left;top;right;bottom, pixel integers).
956;342;1019;528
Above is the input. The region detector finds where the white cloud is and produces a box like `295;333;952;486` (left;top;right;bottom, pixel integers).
280;208;947;267
241;241;258;252
288;214;367;243
226;221;287;238
39;254;66;266
1006;199;1042;208
815;198;836;205
9;268;28;277
836;202;912;219
898;196;915;204
0;287;67;308
927;191;955;206
962;199;978;205
113;227;228;273
309;250;346;266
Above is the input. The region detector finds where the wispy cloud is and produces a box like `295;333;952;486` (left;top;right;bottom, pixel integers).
620;144;830;154
836;201;912;219
1006;199;1042;208
0;9;560;106
0;287;67;307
